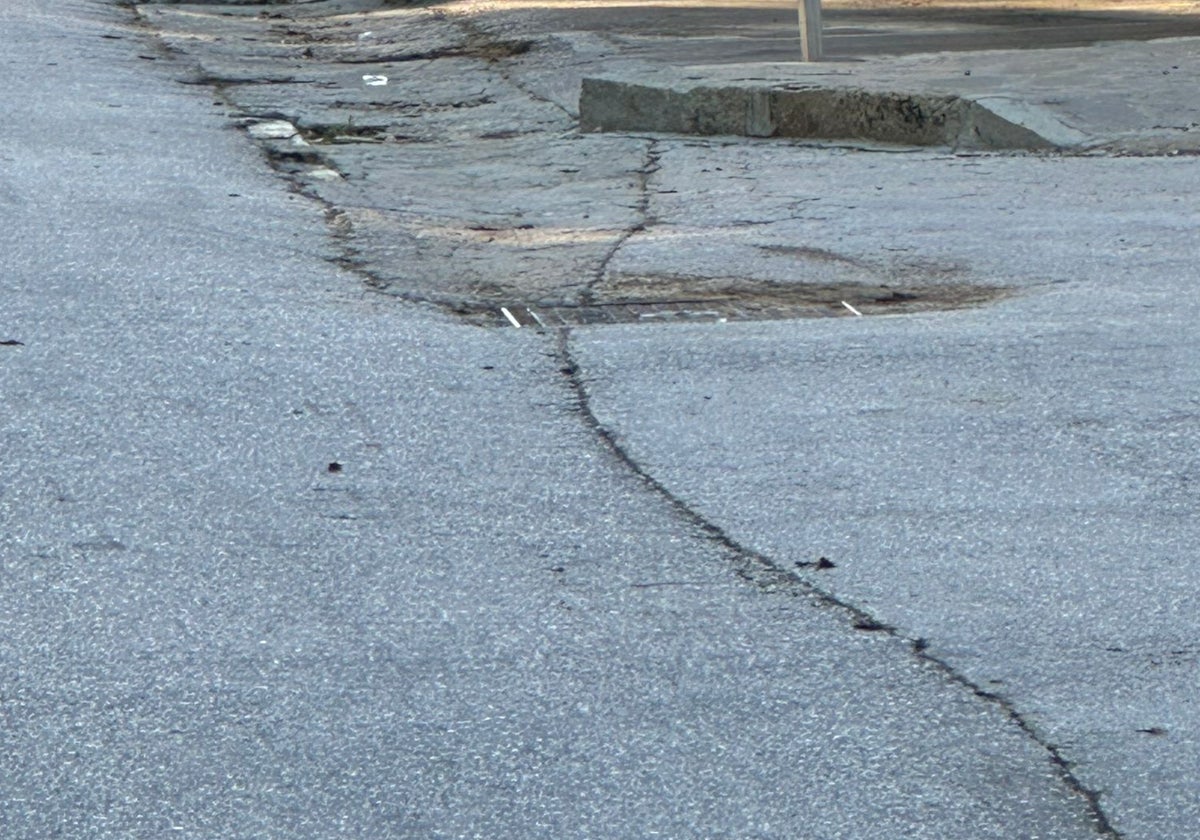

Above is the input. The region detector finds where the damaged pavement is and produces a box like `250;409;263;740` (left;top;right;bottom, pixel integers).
2;0;1198;837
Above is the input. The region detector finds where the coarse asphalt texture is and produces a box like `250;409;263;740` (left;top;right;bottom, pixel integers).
2;0;1198;838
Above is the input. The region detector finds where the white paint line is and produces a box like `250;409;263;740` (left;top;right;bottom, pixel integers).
500;307;522;328
841;300;864;317
526;308;547;328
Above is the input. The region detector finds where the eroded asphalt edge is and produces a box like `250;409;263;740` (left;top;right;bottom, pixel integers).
119;1;1125;834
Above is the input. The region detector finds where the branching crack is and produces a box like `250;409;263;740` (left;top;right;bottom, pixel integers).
554;327;1123;840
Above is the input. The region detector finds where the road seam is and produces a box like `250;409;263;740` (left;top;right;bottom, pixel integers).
555;325;1124;840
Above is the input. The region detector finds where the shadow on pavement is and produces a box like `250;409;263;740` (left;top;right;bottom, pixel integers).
465;0;1200;61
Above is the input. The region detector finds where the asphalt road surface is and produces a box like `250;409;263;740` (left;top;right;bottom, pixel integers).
2;1;1197;838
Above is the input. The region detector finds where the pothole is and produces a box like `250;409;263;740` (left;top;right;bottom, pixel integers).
450;278;1010;327
455;37;535;62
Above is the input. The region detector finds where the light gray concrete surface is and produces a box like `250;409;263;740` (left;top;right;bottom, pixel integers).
0;1;1130;838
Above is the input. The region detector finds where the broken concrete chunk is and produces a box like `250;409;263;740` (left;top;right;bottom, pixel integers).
246;119;298;140
306;167;343;181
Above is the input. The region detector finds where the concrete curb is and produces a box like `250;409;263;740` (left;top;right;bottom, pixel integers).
580;76;1088;151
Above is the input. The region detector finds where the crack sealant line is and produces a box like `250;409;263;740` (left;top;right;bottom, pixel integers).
554;325;1123;840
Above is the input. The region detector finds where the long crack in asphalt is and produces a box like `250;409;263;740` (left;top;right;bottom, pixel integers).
130;0;1119;835
554;325;1123;840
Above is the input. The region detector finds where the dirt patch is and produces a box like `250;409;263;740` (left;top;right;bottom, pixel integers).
757;245;867;266
299;122;391;143
326;37;535;63
452;275;1010;327
457;36;535;61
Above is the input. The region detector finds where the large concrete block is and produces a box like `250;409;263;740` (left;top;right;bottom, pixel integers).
581;76;1072;151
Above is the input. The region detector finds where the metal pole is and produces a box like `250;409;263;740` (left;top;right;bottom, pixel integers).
799;0;823;62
